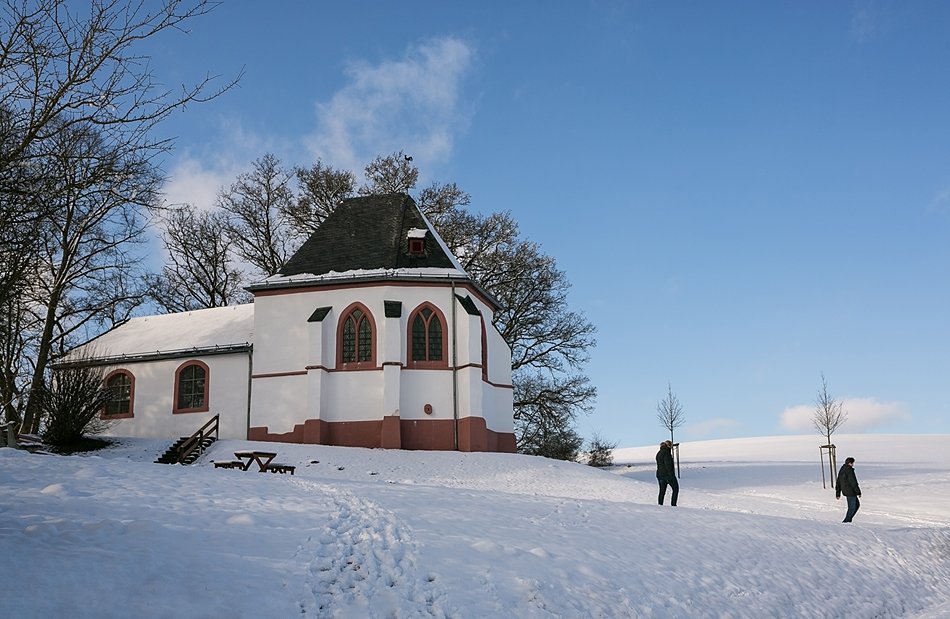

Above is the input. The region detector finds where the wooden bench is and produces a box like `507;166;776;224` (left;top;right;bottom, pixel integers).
266;463;295;475
213;460;246;469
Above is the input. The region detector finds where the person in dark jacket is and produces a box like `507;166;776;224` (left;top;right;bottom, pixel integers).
835;457;862;523
656;441;678;506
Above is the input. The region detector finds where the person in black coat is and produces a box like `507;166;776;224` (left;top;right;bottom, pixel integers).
656;441;678;506
835;457;862;523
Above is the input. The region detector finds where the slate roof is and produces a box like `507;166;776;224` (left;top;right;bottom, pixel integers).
278;194;462;277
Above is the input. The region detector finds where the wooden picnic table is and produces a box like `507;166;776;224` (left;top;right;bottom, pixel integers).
233;450;278;472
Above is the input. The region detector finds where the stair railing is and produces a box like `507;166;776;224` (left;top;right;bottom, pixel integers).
176;414;220;464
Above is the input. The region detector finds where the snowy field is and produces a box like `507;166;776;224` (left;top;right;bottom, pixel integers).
1;434;949;618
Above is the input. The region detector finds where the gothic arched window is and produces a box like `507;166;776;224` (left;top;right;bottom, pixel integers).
408;303;447;368
338;304;375;366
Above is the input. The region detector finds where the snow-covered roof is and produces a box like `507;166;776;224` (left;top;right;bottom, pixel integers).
259;267;469;287
67;304;254;363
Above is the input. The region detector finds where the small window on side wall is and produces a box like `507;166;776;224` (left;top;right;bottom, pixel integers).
102;370;134;418
174;360;209;413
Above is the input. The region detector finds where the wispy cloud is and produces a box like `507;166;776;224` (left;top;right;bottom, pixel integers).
850;1;889;42
305;37;475;174
780;397;909;433
927;188;949;213
683;418;742;440
162;118;291;211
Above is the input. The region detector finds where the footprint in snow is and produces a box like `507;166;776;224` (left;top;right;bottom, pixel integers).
296;486;448;618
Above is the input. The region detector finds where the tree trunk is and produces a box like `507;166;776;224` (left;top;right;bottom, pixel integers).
21;286;63;435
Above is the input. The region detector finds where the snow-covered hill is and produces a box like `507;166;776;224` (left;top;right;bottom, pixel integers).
1;434;948;618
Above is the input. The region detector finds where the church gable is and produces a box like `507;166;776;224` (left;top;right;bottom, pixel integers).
279;193;458;277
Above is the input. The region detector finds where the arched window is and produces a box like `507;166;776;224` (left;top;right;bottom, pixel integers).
174;360;209;413
408;303;448;368
338;304;375;367
102;370;134;418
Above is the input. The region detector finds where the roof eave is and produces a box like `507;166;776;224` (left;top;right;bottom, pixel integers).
246;271;502;310
53;343;253;368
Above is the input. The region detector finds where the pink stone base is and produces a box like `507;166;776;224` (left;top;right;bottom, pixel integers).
248;417;516;453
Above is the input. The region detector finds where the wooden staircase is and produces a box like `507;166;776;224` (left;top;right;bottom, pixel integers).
155;415;219;465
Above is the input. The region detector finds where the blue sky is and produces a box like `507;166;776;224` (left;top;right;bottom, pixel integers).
141;1;950;445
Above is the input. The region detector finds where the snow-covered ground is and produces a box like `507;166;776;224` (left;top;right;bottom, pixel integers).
1;434;948;618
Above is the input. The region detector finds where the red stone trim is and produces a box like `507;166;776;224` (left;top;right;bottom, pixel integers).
488;429;518;453
248;417;515;452
173;360;210;414
382;361;404;367
100;369;135;419
305;365;329;371
458;416;487;452
400;418;456;450
406;302;449;369
253;280;496;311
336;301;378;370
251;370;308;379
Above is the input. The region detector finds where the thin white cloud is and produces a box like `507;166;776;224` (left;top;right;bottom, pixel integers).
305;37;475;175
162;118;292;211
683;418;742;440
850;1;889;42
927;188;949;213
662;277;681;294
162;156;240;211
779;405;814;432
780;397;909;433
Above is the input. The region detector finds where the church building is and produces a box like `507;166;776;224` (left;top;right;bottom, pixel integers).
67;194;517;452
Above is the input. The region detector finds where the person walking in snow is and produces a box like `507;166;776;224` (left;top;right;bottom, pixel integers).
656;441;678;506
835;457;862;523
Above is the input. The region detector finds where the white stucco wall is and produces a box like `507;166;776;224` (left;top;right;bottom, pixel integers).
249;280;514;436
99;353;250;440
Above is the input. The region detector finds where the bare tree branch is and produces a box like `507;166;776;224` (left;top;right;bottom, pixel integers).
217;154;298;278
149;204;250;312
656;382;685;444
288;160;356;236
813;372;847;445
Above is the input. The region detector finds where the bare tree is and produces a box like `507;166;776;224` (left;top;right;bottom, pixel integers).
814;372;847;485
656;383;685;444
514;371;592;459
20;120;158;434
416;181;470;225
218;154;298;277
585;433;619;468
359;151;419;195
814;373;847;445
0;0;239;307
36;357;114;448
0;0;238;432
149;204;250;313
287;160;357;236
0;290;38;424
